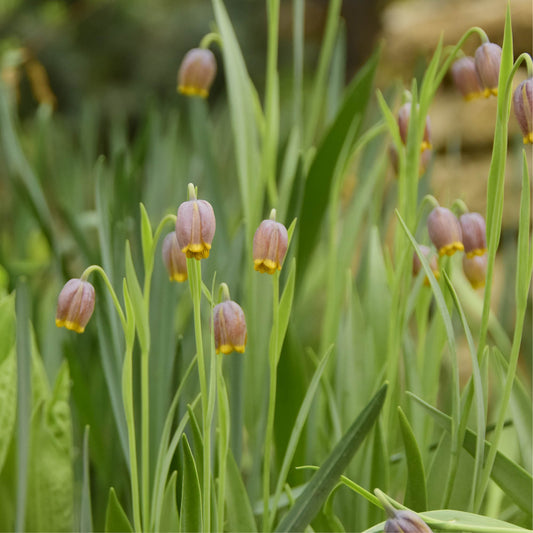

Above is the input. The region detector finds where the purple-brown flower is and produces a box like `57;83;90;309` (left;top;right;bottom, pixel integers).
451;57;483;100
56;279;95;333
253;216;288;274
176;194;216;260
213;300;247;355
459;212;487;258
475;42;502;97
162;232;188;282
463;253;487;289
177;48;217;98
427;207;464;257
513;78;533;144
384;509;433;533
397;103;432;152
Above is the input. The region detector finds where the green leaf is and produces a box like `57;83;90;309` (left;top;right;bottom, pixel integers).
105;488;133;533
363;509;530;533
225;449;257;532
0;348;17;475
274;383;387;532
409;393;532;515
0;293;15;363
397;407;427;511
26;361;74;532
296;48;380;282
124;241;149;351
139;203;153;273
180;434;202;533
160;471;180;533
80;426;93;533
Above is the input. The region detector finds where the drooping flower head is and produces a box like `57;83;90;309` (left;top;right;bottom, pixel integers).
176;184;216;260
213;289;247;355
474;42;502;97
56;278;95;333
463;253;487;289
397;102;432;152
427;206;464;257
451;56;483;100
253;210;288;274
384;509;433;533
513;78;533;144
459;212;487;258
177;48;217;98
162;232;188;282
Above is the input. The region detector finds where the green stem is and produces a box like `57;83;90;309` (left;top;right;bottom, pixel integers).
188;258;210;531
141;348;150;531
263;271;280;531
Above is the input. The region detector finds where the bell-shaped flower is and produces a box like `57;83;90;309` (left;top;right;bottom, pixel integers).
177;48;217;98
213;300;247;355
427;206;464;257
56;278;96;333
162;232;188;282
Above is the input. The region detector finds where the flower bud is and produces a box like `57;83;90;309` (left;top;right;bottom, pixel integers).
213;300;247;355
55;279;96;333
459;212;487;257
397;103;432;152
412;245;439;285
162;232;188;282
176;196;216;260
177;48;217;98
253;217;289;274
451;56;483;100
384;509;433;533
474;42;502;97
463;253;487;289
427;206;464;257
513;78;533;144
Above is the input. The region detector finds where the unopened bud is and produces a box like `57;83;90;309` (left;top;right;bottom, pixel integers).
177;48;217;98
397;103;432;152
384;509;433;533
513;78;533;144
56;279;96;333
463;253;487;289
427;207;464;257
475;43;502;97
253;216;289;274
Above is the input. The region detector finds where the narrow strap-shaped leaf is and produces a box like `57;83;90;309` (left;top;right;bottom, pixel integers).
160;471;180;533
80;426;93;533
139;203;153;274
225;449;258;532
408;392;532;515
105;488;133;533
397;407;427;511
180;435;203;533
275;383;387;532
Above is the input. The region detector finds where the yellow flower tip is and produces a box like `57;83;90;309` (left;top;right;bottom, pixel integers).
524;133;533;144
466;248;487;259
55;318;85;333
490;88;498;96
177;85;209;98
439;241;464;257
471;279;486;290
464;91;483;101
217;343;246;355
182;242;211;260
420;141;432;152
254;258;279;274
169;273;188;282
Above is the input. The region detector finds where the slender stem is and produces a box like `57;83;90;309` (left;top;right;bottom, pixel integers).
216;355;228;531
140;348;150;531
188;257;210;531
263;271;280;531
81;264;126;330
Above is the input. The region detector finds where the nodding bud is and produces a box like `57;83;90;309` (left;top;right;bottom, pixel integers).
55;279;95;334
253;218;289;274
459;212;487;257
451;57;483;100
513;78;533;144
176;196;216;260
412;245;439;285
397;103;432;152
474;43;502;97
213;300;247;355
384;509;434;533
162;232;188;282
427;207;464;257
463;253;487;289
177;48;217;98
